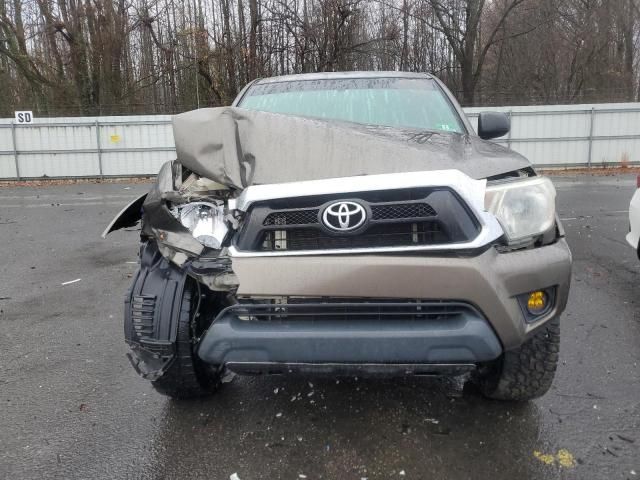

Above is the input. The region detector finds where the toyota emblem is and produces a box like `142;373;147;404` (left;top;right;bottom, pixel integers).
321;201;367;232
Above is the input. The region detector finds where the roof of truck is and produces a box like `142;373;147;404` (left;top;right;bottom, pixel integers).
253;71;434;84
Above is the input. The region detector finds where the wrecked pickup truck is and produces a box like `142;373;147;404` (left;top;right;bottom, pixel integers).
104;72;572;401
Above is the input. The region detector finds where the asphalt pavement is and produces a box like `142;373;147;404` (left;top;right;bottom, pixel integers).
0;175;639;480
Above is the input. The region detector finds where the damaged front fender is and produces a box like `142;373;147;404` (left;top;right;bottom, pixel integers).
101;162;182;239
107;161;240;380
101;193;147;238
125;240;237;380
102;161;209;259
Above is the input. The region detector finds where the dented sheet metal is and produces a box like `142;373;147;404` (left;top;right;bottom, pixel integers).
172;107;530;189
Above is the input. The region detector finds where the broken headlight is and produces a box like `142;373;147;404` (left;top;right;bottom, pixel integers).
485;177;556;245
173;202;228;249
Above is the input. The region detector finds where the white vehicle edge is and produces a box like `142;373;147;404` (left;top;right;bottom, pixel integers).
626;174;640;255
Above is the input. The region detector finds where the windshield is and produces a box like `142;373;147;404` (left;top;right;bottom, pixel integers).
239;77;464;133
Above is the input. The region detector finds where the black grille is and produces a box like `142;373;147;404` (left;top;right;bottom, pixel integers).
235;188;480;252
228;299;477;322
262;221;446;251
264;209;320;226
263;202;435;227
371;202;436;220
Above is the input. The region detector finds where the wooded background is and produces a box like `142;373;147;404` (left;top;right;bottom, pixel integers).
1;0;638;116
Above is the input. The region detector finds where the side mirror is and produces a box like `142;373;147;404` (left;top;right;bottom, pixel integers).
477;112;510;140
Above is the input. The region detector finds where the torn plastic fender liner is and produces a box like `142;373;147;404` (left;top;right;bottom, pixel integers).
125;240;188;380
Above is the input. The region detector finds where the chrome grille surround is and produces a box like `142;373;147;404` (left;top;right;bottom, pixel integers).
228;170;504;256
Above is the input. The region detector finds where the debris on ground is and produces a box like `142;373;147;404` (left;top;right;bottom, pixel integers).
556;449;577;467
539;166;640;176
617;434;635;443
533;449;576;467
220;370;236;384
229;473;241;480
0;177;154;188
61;278;81;286
533;451;555;465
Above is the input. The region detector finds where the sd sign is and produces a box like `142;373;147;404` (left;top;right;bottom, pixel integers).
15;111;34;124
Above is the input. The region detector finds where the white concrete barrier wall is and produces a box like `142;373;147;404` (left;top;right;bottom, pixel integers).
464;103;640;168
0;115;175;179
1;103;639;179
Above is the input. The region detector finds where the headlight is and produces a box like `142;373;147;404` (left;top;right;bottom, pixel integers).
485;177;556;244
173;202;228;249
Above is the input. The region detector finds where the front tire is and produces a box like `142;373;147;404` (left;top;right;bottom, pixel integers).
474;318;560;401
152;286;222;399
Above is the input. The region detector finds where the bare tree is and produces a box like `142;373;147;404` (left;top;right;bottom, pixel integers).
0;0;638;116
427;0;530;105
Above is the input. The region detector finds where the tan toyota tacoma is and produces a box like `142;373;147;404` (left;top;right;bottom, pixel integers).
104;72;572;401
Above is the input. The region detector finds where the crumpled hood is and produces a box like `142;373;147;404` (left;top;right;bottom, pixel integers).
172;107;530;189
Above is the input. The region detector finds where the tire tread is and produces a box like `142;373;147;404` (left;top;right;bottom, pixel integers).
477;318;560;401
151;288;220;399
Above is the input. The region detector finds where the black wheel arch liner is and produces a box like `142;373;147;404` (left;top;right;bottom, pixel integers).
124;240;189;380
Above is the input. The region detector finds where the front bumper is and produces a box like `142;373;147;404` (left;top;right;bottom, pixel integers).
197;301;503;368
221;239;571;352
